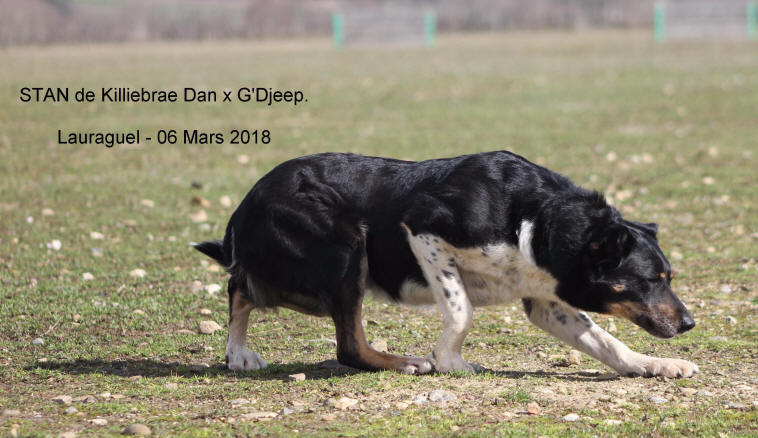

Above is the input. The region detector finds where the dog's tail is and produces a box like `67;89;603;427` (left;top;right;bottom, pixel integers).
191;240;227;266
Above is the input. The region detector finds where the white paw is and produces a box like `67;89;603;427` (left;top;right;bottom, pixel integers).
226;346;267;371
427;351;476;373
620;356;698;378
641;357;698;378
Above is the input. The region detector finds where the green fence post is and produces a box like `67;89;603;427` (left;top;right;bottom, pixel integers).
748;1;757;39
654;3;666;42
424;11;436;47
332;13;344;48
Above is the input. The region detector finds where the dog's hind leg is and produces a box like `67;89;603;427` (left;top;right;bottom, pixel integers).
522;298;698;378
331;236;433;375
225;282;267;371
404;227;475;373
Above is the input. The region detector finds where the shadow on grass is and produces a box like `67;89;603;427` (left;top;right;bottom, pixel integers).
26;358;362;381
28;359;619;382
481;368;622;382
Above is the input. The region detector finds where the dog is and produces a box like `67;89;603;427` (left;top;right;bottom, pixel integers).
193;151;698;378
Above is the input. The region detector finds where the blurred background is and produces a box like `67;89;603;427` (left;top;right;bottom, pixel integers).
1;0;642;45
1;0;755;45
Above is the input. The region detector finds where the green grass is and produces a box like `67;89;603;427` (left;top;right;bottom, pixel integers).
1;31;757;437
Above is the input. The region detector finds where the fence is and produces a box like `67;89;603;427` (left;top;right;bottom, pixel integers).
654;0;758;40
3;0;723;46
332;6;436;47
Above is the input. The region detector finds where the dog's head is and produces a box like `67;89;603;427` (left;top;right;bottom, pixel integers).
566;218;695;338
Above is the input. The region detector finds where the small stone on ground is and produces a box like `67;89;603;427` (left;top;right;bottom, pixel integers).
189;210;208;223
123;423;152;435
328;397;359;410
52;395;72;405
240;411;278;421
229;398;254;405
526;401;541;415
204;284;221;295
646;395;668;404
428;390;456;402
288;373;306;382
198;320;222;334
567;349;582;365
369;339;388;353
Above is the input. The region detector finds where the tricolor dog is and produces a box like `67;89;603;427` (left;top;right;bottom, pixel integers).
194;151;698;378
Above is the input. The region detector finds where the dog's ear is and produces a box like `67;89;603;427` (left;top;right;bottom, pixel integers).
585;222;635;273
627;221;658;239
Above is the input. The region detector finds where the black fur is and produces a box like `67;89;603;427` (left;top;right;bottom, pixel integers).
195;151;694;338
191;240;224;265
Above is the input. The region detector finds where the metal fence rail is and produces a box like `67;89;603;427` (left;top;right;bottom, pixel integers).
333;6;435;47
655;0;758;40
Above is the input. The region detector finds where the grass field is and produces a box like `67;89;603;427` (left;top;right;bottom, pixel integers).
1;31;757;437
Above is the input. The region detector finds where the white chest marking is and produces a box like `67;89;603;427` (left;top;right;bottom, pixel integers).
518;220;535;263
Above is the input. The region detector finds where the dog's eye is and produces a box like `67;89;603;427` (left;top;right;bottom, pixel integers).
654;272;675;282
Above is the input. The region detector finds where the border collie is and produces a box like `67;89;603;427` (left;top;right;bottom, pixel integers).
194;151;697;378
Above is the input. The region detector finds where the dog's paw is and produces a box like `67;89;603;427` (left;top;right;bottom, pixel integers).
226;346;267;371
427;351;477;373
621;356;698;378
400;357;434;375
640;357;698;378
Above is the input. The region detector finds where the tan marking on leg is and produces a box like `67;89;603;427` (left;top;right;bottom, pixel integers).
226;289;267;371
338;297;432;373
333;231;432;374
229;291;254;345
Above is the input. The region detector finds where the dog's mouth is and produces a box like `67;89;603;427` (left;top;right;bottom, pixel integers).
606;301;693;339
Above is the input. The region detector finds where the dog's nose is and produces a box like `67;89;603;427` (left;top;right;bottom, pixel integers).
679;313;696;333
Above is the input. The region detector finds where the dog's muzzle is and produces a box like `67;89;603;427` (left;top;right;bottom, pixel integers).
607;297;695;339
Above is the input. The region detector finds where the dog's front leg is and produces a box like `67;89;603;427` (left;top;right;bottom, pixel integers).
428;269;475;373
406;230;475;372
522;299;698;378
